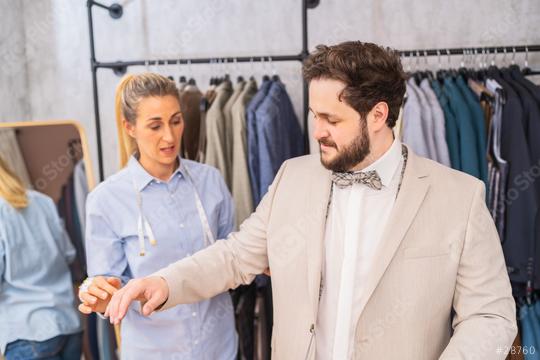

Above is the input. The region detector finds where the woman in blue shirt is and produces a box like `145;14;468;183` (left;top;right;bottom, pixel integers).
78;73;238;359
0;155;82;359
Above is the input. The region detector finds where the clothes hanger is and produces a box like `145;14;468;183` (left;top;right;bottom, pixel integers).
209;59;217;86
215;59;223;85
222;58;231;83
269;57;280;81
486;48;501;78
457;50;470;81
522;45;532;75
447;49;460;79
507;46;521;73
475;48;491;81
262;57;270;82
466;49;478;80
233;58;244;83
403;52;415;82
435;49;450;83
435;50;444;83
249;57;256;81
412;51;425;84
423;50;434;81
185;60;196;86
469;49;481;82
175;60;185;84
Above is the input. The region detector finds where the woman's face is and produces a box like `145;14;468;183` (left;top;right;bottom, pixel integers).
125;95;184;168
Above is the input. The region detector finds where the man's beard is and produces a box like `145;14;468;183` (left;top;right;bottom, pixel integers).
319;121;370;172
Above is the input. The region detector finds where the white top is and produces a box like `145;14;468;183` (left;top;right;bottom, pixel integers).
316;138;404;359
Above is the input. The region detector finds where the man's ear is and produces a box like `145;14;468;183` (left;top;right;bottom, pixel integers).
369;101;389;131
123;120;136;138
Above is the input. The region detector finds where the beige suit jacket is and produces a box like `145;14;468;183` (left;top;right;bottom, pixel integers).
204;80;232;185
230;79;258;228
155;146;517;360
223;80;246;187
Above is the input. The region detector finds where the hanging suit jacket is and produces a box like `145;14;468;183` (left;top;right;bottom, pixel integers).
402;81;430;159
431;80;461;170
504;67;540;190
254;80;304;202
419;78;451;167
223;80;246;188
485;79;509;244
444;77;481;178
231;79;258;228
197;87;217;163
246;80;273;206
488;68;539;288
407;78;438;161
504;67;540;291
154;146;517;360
456;76;488;187
205;80;233;183
510;65;540;104
179;84;203;160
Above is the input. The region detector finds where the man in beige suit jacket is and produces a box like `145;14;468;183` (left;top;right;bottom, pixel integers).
105;42;517;359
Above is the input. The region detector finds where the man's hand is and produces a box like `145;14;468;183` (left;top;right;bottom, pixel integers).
78;276;121;314
105;276;169;324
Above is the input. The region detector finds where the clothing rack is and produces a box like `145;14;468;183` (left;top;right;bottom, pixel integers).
87;1;540;181
398;45;540;76
87;0;315;181
399;45;540;57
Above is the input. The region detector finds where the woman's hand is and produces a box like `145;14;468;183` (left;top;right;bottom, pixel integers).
78;276;122;315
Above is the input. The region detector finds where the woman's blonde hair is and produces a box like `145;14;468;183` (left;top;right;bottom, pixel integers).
0;155;28;209
115;72;180;167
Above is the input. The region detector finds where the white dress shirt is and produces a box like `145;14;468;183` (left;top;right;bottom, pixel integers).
316;138;404;359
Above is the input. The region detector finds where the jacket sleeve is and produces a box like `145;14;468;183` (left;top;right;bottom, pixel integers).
440;181;517;359
153;161;288;309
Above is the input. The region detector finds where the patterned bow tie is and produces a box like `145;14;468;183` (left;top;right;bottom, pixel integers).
331;170;383;190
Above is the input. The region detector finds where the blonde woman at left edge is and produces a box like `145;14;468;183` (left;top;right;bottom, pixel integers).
0;155;82;359
78;73;238;359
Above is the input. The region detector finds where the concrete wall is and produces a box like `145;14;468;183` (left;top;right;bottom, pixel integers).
1;0;539;181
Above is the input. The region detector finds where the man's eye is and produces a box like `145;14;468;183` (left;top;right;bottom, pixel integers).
150;125;160;130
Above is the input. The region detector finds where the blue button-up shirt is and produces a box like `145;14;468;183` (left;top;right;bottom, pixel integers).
0;191;82;354
85;157;237;360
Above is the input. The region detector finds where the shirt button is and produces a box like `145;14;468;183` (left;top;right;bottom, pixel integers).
192;312;197;317
180;224;185;228
194;340;199;345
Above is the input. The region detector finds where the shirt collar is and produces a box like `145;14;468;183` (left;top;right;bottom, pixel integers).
360;137;402;188
128;155;184;192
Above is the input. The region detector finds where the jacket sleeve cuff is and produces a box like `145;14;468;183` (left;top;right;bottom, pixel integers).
151;267;180;312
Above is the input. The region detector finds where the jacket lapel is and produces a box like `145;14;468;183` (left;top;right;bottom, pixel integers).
305;157;332;318
356;146;431;316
